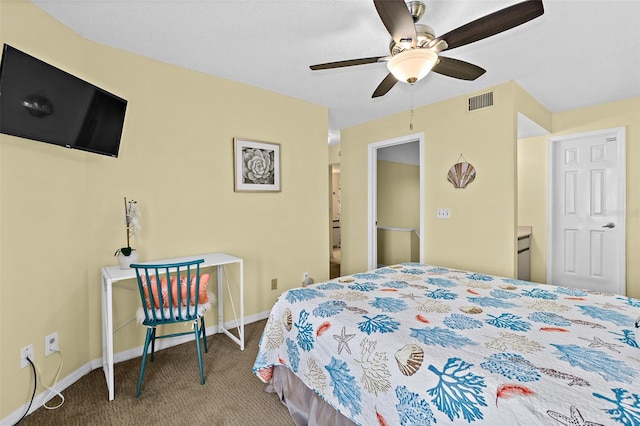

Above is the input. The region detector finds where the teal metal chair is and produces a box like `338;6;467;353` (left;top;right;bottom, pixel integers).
131;259;212;397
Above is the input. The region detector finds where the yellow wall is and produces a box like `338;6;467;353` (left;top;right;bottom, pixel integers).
518;97;640;298
377;160;420;230
377;230;419;265
0;1;328;418
376;160;419;265
341;82;521;277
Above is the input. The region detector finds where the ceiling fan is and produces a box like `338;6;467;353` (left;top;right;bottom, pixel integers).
310;0;544;98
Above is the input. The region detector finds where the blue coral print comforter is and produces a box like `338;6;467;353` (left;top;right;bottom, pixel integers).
253;263;640;425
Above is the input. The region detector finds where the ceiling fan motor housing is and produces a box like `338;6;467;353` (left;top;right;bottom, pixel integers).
389;24;435;55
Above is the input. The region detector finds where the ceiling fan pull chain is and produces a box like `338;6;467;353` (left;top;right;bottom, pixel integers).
409;90;415;130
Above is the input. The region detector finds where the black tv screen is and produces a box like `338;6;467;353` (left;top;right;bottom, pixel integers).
0;44;127;157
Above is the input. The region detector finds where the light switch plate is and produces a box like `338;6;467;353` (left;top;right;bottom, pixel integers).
437;208;451;219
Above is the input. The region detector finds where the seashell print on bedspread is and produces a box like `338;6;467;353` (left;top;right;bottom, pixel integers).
253;263;640;425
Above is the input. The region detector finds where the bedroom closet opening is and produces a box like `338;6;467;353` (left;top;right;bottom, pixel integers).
368;134;424;270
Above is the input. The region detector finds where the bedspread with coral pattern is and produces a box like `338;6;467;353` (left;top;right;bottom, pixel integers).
253;263;640;425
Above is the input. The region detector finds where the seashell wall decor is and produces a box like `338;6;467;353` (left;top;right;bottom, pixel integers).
447;161;476;189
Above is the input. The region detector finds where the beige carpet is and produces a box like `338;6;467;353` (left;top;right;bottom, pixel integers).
20;319;294;425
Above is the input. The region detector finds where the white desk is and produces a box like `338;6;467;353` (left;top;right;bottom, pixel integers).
100;252;244;401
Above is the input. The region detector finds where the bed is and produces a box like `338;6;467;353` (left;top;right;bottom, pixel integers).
253;263;640;425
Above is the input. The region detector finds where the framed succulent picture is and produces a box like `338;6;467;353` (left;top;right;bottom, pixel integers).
233;138;281;192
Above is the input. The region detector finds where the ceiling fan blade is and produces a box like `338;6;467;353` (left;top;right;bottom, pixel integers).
432;57;486;81
372;73;398;98
310;56;385;70
374;0;417;46
434;0;544;52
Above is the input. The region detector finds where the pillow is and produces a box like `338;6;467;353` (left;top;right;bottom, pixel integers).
140;275;170;309
140;273;209;309
171;273;210;306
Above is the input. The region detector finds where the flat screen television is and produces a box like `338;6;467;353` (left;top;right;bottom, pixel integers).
0;44;127;157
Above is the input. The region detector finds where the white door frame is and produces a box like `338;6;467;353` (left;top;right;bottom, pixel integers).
546;126;626;294
368;133;425;270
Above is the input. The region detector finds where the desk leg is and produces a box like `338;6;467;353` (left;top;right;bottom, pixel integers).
217;261;245;350
101;272;115;401
217;265;224;339
239;259;244;350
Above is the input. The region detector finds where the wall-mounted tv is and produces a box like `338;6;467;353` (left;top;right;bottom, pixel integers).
0;44;127;157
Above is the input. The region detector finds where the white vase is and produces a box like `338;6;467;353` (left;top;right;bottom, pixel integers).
117;249;139;269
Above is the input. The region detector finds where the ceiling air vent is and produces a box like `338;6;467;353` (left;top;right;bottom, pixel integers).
468;92;494;111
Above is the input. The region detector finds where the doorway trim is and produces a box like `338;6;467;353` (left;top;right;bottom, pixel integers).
368;132;425;270
546;126;626;294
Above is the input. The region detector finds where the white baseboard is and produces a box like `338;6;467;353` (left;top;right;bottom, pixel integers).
1;360;93;426
94;310;270;366
2;311;270;426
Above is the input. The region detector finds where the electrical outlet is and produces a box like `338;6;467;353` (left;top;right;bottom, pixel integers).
20;345;34;369
303;272;309;281
271;278;278;290
45;332;59;356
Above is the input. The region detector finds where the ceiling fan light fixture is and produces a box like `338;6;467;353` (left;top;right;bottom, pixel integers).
387;48;438;84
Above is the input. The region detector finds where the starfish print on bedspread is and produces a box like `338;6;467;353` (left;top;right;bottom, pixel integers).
333;326;355;355
547;405;604;426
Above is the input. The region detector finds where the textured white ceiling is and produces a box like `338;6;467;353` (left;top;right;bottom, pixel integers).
31;0;640;144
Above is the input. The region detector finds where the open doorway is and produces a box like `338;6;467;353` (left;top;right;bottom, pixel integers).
329;163;341;278
368;133;424;270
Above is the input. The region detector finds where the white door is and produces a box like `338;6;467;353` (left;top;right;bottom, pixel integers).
548;127;626;295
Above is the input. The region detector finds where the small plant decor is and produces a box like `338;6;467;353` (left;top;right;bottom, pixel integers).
114;197;141;257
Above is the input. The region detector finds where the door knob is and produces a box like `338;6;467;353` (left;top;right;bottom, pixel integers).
602;222;615;229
